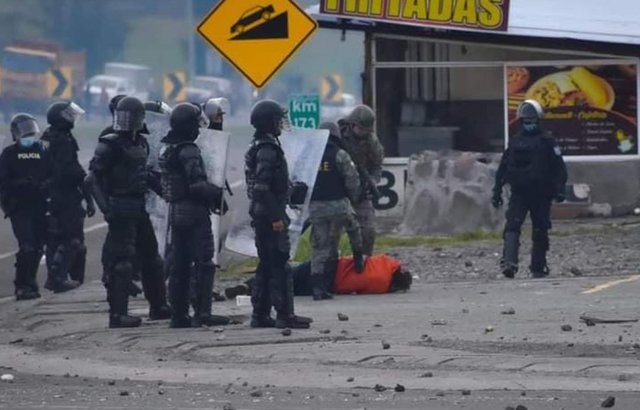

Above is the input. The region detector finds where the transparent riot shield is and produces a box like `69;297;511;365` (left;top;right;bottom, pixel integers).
224;128;329;257
194;128;230;265
144;112;171;256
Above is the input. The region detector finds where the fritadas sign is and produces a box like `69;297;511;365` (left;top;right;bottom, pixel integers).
320;0;510;32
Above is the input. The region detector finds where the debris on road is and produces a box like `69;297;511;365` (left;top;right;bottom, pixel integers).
561;324;573;332
250;390;263;398
394;384;406;392
8;338;23;344
570;266;583;276
374;384;387;392
485;326;495;333
319;329;331;334
580;315;638;325
337;313;349;321
223;403;236;410
119;391;129;396
431;319;447;326
617;374;630;382
281;328;292;336
1;374;14;382
515;405;528;410
419;372;433;378
601;396;615;408
461;389;471;395
346;377;354;382
381;341;391;350
501;307;516;315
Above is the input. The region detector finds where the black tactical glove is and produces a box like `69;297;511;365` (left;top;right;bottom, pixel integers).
85;200;96;218
290;181;308;206
491;190;503;209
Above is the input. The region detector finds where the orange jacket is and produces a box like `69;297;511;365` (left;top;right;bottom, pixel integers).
334;254;401;294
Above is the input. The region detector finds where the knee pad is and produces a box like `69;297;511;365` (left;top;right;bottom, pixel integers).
112;261;134;277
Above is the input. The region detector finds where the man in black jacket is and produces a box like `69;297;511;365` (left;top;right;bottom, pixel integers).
492;99;568;278
86;96;170;328
42;101;95;292
0;114;53;300
159;102;229;328
244;99;312;329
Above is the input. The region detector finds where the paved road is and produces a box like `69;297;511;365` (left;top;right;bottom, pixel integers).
1;264;640;408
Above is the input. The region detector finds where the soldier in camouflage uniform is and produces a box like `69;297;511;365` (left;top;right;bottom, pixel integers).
339;105;385;256
308;122;364;301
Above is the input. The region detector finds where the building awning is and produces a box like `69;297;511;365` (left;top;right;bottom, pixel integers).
307;0;640;46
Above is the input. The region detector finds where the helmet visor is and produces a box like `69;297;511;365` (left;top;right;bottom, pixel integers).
14;118;40;139
113;110;145;132
60;102;85;124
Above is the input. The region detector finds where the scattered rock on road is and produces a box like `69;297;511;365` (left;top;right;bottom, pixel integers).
419;372;433;378
431;319;447;326
281;328;292;336
381;341;391;350
319;329;331;334
501;307;516;315
570;267;583;276
561;325;573;332
374;384;387;392
485;326;495;333
250;390;263;398
617;374;630;382
223;403;236;410
461;389;471;396
119;391;129;397
0;374;14;382
601;396;615;408
346;377;354;382
337;313;349;321
394;384;406;392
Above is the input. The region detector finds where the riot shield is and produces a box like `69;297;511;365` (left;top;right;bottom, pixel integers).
145;112;171;257
194;128;230;265
224;128;329;258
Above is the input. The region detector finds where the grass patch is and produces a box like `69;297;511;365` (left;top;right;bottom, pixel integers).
292;229;501;262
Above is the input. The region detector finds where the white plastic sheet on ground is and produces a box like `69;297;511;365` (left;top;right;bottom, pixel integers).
224;128;329;258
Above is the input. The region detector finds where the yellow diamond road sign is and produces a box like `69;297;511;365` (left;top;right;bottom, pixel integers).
197;0;318;88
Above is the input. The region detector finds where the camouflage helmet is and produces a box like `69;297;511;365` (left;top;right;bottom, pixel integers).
318;121;340;138
345;104;375;129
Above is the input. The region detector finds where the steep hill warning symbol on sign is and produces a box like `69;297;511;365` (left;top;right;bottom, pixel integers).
197;0;317;88
230;5;289;40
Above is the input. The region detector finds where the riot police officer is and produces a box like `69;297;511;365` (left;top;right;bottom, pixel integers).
0;114;53;300
159;102;229;328
309;121;364;300
492;100;568;278
99;94;127;137
339;105;385;256
203;97;228;131
245;99;312;329
87;96;171;328
42;101;95;292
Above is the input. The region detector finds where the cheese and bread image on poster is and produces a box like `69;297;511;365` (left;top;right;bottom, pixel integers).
507;64;638;156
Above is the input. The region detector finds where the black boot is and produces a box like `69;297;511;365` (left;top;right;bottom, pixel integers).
530;229;550;278
353;252;365;273
275;314;311;329
311;274;333;301
501;231;520;278
141;256;171;319
15;287;41;301
170;315;192;328
68;244;87;284
108;263;141;329
51;279;81;293
250;315;276;328
149;304;172;320
192;264;230;327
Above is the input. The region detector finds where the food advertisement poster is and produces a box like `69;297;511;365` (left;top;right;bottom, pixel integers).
507;63;638;156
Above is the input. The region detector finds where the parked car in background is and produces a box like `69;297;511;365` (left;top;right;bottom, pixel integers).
321;92;358;122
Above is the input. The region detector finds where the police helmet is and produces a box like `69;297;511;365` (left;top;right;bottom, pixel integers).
250;99;287;135
47;100;85;128
345;104;376;130
517;100;544;121
319;121;340;138
113;96;145;133
10;113;40;141
204;97;229;120
170;102;208;133
109;94;127;116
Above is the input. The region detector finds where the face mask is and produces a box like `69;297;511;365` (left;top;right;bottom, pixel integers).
19;136;36;148
522;122;539;134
